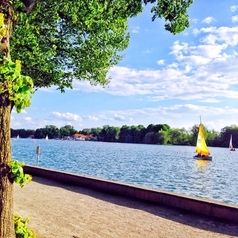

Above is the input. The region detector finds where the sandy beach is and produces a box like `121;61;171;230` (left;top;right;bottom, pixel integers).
14;176;238;238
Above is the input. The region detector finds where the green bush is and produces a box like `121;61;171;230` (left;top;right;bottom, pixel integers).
8;160;32;187
14;214;36;238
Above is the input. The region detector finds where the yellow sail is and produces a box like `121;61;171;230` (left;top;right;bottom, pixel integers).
195;123;211;156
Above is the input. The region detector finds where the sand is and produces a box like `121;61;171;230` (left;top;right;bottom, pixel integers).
14;176;238;238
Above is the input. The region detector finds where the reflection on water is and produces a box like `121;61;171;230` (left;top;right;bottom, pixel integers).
195;160;210;167
11;139;238;205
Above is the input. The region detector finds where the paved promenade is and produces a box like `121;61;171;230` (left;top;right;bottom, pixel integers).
14;176;238;238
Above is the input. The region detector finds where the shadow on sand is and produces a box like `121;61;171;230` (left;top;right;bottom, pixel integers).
32;176;238;237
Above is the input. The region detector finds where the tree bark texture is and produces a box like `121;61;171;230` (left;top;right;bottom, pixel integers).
0;92;14;237
0;1;15;237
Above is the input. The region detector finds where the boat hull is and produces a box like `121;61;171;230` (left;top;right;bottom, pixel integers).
193;155;212;161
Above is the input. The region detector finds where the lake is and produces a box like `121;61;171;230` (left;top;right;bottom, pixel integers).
11;138;238;206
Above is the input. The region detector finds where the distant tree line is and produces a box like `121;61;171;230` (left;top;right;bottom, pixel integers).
11;124;238;148
11;125;78;140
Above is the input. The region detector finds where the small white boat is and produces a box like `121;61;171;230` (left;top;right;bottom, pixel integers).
229;135;235;151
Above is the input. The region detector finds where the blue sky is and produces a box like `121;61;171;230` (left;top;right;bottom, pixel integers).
11;0;238;132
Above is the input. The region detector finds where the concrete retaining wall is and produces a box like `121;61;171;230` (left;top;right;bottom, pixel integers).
24;165;238;223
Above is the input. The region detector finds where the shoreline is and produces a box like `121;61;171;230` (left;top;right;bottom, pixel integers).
23;165;238;224
14;176;238;238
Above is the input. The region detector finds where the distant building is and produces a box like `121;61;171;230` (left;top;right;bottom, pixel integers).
73;133;93;141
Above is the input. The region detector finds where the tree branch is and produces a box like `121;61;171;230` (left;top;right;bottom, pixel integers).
20;0;38;14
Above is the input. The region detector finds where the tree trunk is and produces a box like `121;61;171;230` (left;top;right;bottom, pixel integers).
0;92;14;237
0;0;15;236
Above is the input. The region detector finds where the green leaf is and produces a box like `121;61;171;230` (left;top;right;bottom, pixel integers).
8;160;32;187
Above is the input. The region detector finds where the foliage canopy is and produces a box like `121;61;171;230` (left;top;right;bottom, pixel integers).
11;0;144;91
10;0;193;92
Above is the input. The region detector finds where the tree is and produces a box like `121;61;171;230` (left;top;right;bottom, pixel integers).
145;0;193;34
60;125;77;137
90;127;102;140
219;125;238;148
168;127;190;145
81;128;92;135
143;131;156;144
133;125;146;143
34;127;46;139
156;129;170;144
206;129;220;147
0;0;193;236
45;125;60;139
188;124;199;146
10;128;35;138
119;125;134;143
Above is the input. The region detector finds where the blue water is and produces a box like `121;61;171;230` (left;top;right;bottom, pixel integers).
11;138;238;205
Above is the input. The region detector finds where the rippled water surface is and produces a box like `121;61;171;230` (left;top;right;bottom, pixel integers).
11;139;238;205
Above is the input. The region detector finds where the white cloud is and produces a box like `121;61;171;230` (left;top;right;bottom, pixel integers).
231;15;238;23
191;18;198;24
129;117;134;122
99;115;114;121
169;41;189;57
101;104;238;131
202;17;215;24
24;117;32;121
142;50;151;54
200;98;220;103
83;115;98;121
231;5;238;12
11;121;20;127
131;26;140;33
192;28;200;36
157;60;165;65
68;25;238;104
114;114;126;121
71;47;238;102
52;112;82;122
197;26;238;46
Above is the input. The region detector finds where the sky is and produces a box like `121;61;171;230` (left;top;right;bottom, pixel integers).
11;0;238;132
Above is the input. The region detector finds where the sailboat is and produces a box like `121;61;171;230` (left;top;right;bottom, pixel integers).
229;135;235;151
194;117;212;161
45;135;49;140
